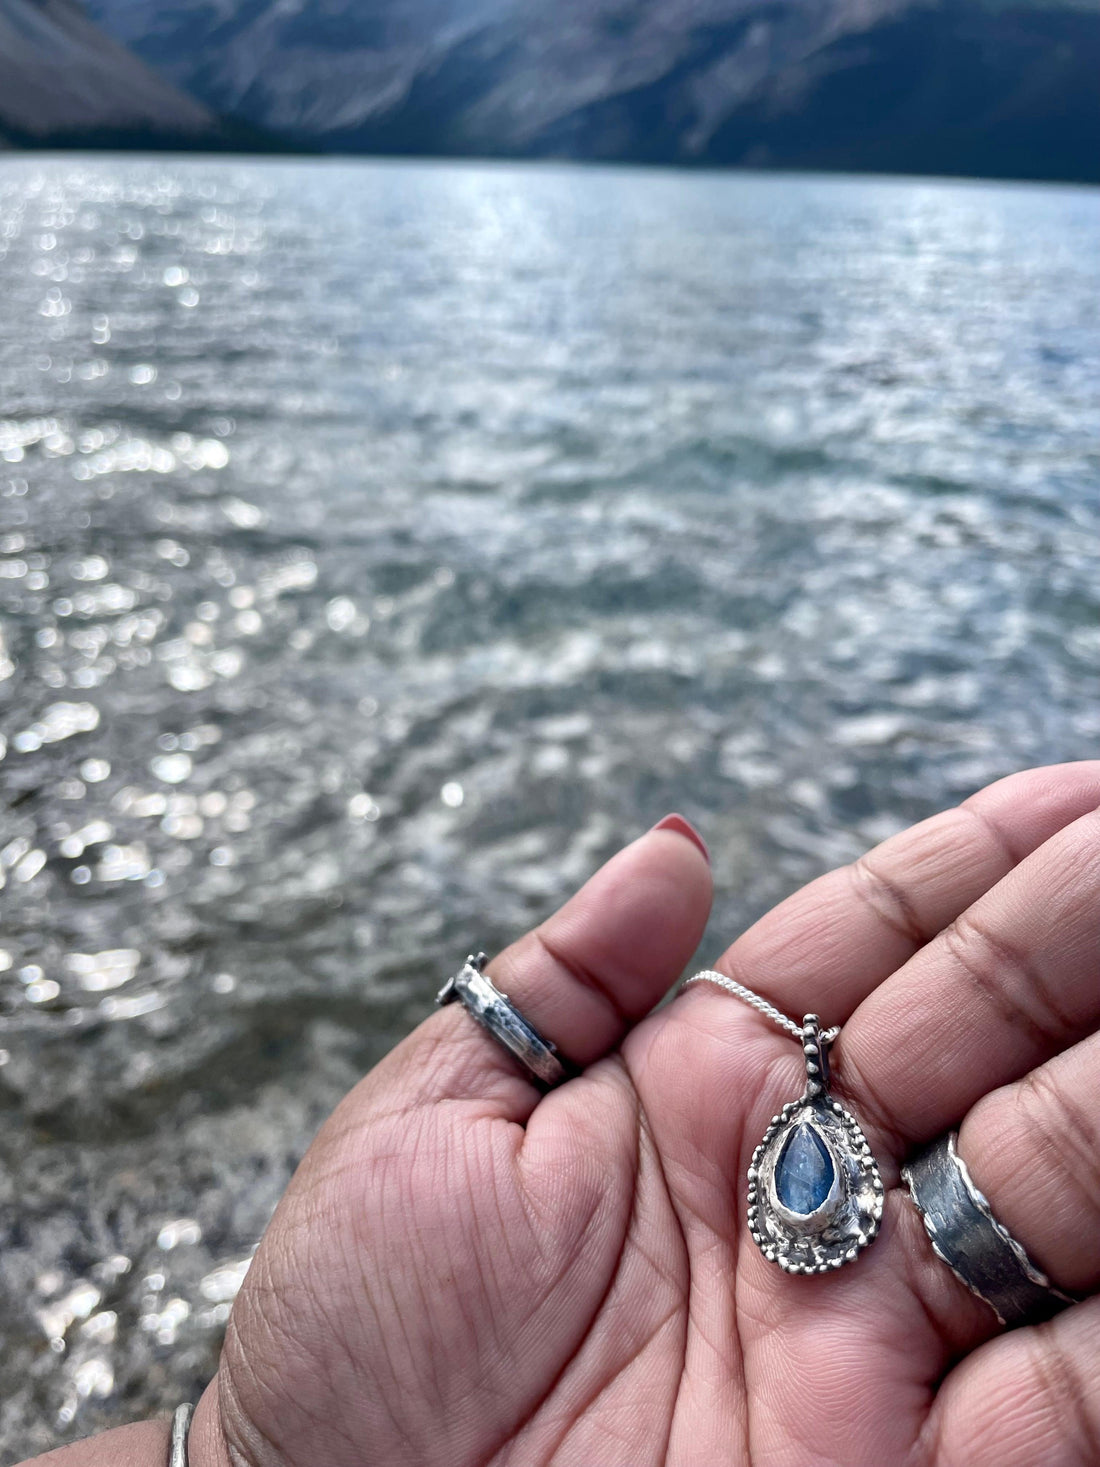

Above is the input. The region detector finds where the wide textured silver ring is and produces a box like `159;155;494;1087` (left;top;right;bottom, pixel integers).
437;952;574;1089
902;1131;1081;1328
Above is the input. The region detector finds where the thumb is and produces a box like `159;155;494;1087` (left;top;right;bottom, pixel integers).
370;814;712;1123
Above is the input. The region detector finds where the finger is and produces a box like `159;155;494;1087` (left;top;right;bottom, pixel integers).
707;761;1100;1032
617;764;1100;1237
630;762;1100;1226
837;801;1100;1162
507;1058;693;1465
616;766;1100;1466
371;815;712;1120
922;1295;1100;1467
956;1029;1100;1293
812;1028;1100;1416
733;1012;1100;1460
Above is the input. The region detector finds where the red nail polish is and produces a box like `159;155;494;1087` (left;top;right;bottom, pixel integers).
652;813;709;865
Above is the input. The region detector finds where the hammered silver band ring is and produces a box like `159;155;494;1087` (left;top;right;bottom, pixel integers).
437;952;574;1089
902;1131;1080;1328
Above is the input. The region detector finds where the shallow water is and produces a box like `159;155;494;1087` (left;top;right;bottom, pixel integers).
0;156;1098;1458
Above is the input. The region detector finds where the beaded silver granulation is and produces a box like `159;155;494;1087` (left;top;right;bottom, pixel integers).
683;973;884;1274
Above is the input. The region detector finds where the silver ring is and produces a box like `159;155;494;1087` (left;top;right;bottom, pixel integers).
169;1404;193;1467
437;953;573;1089
902;1132;1081;1327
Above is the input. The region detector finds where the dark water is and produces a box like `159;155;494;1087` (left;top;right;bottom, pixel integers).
0;155;1098;1459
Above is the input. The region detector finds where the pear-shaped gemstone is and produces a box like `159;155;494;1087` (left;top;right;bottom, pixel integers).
775;1122;835;1215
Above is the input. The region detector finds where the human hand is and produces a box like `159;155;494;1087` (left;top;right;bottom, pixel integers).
189;766;1100;1467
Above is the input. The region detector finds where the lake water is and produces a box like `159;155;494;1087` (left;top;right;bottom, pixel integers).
0;155;1098;1458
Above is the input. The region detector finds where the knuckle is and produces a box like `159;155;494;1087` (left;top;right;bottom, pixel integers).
532;926;629;1025
1026;1326;1100;1464
942;910;1074;1046
1015;1066;1100;1219
848;853;928;948
833;1043;912;1161
957;797;1021;869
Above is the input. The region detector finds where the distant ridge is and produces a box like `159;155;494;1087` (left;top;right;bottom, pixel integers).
0;0;222;148
5;0;1100;183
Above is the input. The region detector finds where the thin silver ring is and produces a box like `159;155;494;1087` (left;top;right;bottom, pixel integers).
902;1132;1081;1327
169;1404;193;1467
437;953;573;1089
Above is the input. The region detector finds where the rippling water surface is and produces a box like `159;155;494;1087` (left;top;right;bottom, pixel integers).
0;156;1098;1457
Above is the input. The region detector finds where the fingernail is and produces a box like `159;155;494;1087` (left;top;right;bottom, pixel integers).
652;813;710;865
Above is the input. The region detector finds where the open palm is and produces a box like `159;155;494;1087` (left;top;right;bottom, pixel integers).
190;764;1100;1467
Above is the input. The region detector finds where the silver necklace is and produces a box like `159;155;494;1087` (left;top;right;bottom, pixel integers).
683;971;884;1274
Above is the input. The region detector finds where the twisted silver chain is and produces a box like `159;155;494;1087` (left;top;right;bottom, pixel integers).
681;970;841;1045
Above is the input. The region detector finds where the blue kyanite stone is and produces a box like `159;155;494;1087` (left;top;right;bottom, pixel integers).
774;1123;835;1215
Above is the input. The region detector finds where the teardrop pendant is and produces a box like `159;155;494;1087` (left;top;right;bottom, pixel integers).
747;1015;883;1274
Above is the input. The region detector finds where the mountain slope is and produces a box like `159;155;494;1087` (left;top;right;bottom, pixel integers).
0;0;226;147
11;0;1100;181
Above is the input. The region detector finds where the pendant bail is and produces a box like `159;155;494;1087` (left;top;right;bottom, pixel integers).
801;1013;830;1097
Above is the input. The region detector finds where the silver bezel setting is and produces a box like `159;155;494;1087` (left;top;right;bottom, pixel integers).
748;1097;884;1273
746;1014;883;1274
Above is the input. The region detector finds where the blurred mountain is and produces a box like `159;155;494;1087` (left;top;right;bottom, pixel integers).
8;0;1100;180
0;0;222;147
